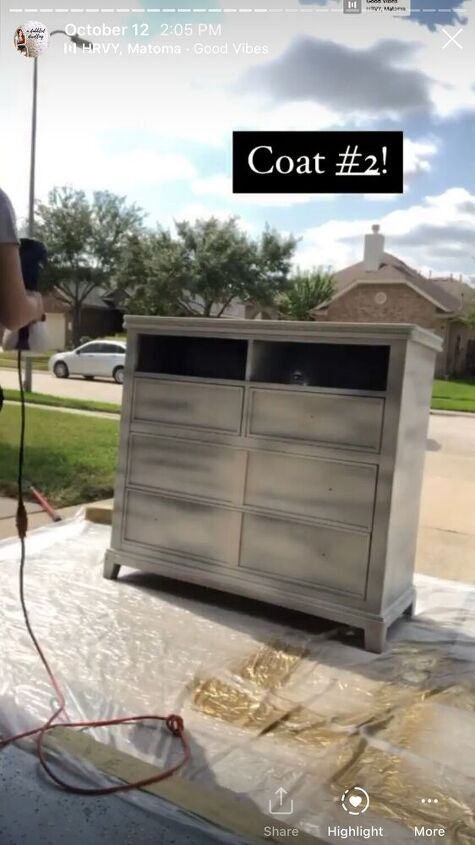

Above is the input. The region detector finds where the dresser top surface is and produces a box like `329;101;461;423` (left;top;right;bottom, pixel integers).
124;316;442;352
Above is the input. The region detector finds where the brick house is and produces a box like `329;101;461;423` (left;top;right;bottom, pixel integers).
312;226;475;378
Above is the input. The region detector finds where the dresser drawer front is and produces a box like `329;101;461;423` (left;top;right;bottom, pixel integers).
124;490;239;565
248;389;383;451
239;513;369;598
133;379;244;434
128;435;244;504
245;451;377;530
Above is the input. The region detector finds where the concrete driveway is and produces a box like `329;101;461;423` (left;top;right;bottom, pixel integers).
0;367;122;403
417;413;475;583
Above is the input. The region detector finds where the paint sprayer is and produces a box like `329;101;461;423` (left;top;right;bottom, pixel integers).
2;237;49;354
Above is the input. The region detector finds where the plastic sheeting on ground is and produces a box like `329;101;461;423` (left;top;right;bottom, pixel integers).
0;517;474;844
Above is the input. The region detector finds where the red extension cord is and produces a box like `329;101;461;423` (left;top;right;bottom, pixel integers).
0;350;190;794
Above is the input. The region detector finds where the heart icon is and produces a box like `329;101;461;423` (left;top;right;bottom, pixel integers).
341;787;369;814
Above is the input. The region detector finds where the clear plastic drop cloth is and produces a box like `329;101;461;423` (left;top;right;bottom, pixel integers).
0;516;474;843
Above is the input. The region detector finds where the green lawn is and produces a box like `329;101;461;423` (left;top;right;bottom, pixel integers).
3;388;121;415
0;404;119;507
432;378;475;413
0;352;50;370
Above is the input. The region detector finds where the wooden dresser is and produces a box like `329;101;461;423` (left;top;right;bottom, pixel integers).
104;317;441;651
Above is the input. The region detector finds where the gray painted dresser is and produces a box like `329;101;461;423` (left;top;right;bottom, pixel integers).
104;317;441;651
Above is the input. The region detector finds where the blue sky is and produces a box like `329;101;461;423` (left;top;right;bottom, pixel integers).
0;0;474;278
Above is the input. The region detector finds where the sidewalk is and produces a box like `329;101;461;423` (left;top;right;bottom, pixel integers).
4;399;120;420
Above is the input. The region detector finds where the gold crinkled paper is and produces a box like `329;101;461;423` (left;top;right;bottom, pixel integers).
332;742;475;845
191;638;475;840
192;676;356;750
236;639;309;689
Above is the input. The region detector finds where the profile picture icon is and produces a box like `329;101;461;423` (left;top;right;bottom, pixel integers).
14;27;28;54
14;21;49;57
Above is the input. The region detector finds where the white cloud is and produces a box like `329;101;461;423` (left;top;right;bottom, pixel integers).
172;202;232;223
253;99;343;132
297;188;475;276
192;175;230;198
44;145;196;193
192;173;336;207
363;193;402;202
404;137;439;176
1;2;474;230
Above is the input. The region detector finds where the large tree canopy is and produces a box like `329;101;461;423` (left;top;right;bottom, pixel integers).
35;187;145;343
117;216;298;317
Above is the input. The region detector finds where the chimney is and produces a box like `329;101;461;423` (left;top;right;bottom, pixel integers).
363;224;385;272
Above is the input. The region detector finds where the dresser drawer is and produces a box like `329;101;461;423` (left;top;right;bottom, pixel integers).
239;513;369;598
123;490;240;565
245;451;377;530
128;435;245;504
133;379;244;434
247;389;383;451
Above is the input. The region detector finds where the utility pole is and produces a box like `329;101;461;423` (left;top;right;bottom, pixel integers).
23;32;92;392
23;57;38;392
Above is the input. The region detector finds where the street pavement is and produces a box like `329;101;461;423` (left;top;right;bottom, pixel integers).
0;367;123;403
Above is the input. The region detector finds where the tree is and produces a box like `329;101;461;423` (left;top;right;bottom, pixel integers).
90;191;146;276
35;187;144;344
117;216;297;317
463;309;475;329
278;268;334;320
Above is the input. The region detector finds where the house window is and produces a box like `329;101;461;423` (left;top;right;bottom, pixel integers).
374;291;387;305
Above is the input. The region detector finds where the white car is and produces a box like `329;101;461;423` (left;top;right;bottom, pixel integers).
49;340;126;384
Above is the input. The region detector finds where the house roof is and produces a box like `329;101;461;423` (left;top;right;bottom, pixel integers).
43;285;123;312
80;287;112;310
314;252;464;315
431;276;475;314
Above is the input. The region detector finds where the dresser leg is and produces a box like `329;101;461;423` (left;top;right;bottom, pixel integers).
103;558;121;580
364;621;387;653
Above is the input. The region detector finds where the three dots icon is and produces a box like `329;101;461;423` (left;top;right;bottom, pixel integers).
421;798;439;805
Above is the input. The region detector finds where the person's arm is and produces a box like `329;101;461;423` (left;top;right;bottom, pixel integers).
0;189;43;331
0;243;43;330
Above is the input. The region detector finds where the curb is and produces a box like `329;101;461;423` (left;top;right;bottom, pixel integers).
430;409;475;418
85;500;113;526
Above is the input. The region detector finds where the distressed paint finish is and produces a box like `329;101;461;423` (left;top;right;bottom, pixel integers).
244;451;377;530
104;318;441;653
133;378;244;434
247;388;384;452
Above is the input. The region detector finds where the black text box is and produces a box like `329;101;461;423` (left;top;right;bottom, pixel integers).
233;131;403;194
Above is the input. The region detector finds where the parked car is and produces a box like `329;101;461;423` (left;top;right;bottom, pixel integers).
49;340;126;384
